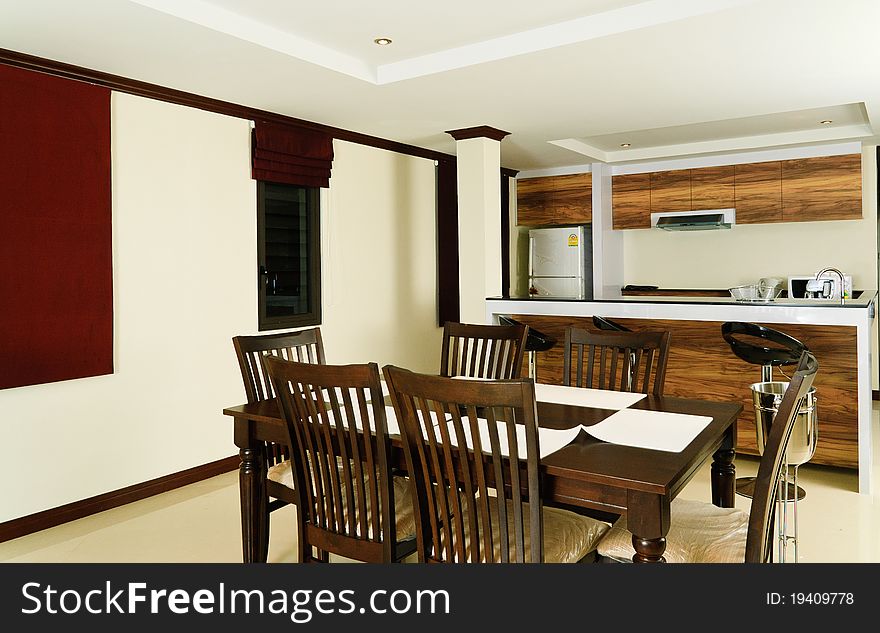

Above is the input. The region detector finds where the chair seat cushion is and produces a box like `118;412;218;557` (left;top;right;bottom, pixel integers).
596;498;749;563
443;499;610;563
542;504;611;563
267;460;415;540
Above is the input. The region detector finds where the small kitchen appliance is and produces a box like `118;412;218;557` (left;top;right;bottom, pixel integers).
788;271;852;300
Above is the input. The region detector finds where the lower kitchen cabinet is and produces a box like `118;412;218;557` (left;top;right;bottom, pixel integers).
510;313;859;469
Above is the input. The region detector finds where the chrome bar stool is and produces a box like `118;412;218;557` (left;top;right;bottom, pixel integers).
721;322;818;562
592;316;636;390
497;316;556;380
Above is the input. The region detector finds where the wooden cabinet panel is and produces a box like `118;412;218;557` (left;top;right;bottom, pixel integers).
782;154;862;222
612;173;651;229
734;161;782;224
691;165;734;210
511;313;859;469
650;169;691;214
516;177;550;225
609;154;860;229
516;173;591;226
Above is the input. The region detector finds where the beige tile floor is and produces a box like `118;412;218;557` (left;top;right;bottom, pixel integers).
2;405;879;563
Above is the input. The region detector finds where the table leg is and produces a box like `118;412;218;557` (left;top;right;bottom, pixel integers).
632;535;667;563
627;490;670;563
239;446;267;563
711;448;736;508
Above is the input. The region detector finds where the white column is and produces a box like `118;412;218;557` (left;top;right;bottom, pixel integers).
590;162;624;299
449;129;508;323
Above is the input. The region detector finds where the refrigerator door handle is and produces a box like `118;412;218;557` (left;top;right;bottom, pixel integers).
577;226;585;299
528;235;534;279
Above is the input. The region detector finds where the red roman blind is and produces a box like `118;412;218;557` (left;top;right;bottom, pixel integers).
0;63;112;390
251;121;334;188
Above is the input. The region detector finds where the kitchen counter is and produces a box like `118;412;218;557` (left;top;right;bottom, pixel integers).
486;292;877;495
500;291;877;309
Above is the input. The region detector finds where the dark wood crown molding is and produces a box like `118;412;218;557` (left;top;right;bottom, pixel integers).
446;125;511;142
0;47;455;164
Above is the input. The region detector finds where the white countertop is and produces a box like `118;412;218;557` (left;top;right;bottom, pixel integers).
489;291;877;310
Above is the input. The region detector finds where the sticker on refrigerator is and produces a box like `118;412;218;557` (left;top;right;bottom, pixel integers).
567;233;578;247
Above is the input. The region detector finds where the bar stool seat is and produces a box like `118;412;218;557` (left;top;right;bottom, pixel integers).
498;316;556;379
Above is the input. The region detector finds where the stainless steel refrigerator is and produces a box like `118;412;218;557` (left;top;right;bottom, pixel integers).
528;225;593;299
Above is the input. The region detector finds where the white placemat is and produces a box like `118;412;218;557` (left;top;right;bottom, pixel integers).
313;404;456;439
440;417;581;459
535;383;646;410
312;404;402;436
582;408;712;453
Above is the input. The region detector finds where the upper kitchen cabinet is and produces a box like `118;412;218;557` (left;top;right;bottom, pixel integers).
734;161;782;224
781;154;862;222
516;173;591;227
610;153;862;229
612;173;651;229
649;169;691;214
691;165;734;210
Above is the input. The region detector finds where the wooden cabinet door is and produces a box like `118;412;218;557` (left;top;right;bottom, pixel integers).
612;173;651;229
691;165;734;210
516;174;591;226
734;161;782;224
650;169;691;213
551;173;591;224
516;177;549;226
782;154;862;222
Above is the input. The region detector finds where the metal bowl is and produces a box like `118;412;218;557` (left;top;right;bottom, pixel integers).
729;284;783;302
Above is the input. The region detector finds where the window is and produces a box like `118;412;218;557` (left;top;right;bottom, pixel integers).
257;181;321;330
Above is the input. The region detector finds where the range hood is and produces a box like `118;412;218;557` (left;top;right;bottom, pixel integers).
651;209;735;231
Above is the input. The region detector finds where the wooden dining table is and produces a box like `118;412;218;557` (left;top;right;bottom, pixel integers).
222;392;741;563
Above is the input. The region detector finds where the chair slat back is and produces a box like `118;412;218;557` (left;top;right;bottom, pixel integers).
266;358;397;563
563;327;671;396
745;351;818;563
385;366;542;563
233;328;326;468
440;322;528;379
233;328;326;402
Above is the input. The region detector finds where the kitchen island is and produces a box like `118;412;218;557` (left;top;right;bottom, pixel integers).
487;292;877;494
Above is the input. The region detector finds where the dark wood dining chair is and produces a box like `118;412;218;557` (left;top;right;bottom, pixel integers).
265;357;417;563
596;350;819;563
440;321;529;379
563;326;671;396
383;365;610;563
231;328;326;559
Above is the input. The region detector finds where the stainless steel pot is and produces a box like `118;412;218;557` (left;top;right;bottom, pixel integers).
751;381;818;465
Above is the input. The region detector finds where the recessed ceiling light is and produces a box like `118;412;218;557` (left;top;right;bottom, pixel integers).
620;143;631;148
374;37;392;46
819;119;833;125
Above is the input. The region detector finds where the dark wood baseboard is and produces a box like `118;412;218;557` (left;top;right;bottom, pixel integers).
874;390;879;401
0;455;239;544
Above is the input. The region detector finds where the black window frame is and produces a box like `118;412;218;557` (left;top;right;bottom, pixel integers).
256;181;321;331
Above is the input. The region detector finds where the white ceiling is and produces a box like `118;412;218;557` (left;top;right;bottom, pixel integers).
2;0;879;171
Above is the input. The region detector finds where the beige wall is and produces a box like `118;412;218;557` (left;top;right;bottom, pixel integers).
319;140;441;372
0;96;441;523
623;147;878;292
